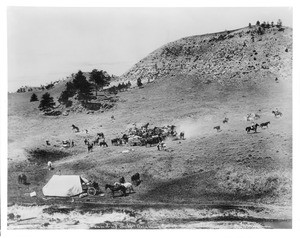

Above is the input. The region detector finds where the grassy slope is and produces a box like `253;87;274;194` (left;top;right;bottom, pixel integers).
7;27;292;212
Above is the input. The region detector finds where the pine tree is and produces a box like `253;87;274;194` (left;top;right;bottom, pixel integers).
38;92;55;111
30;93;38;102
89;69;111;96
73;70;93;102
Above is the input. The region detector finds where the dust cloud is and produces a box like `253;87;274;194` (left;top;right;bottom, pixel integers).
175;117;213;139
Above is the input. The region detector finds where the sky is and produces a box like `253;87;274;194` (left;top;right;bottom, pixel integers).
7;7;293;92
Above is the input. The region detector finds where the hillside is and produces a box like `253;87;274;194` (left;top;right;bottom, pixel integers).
120;26;292;87
7;24;292;223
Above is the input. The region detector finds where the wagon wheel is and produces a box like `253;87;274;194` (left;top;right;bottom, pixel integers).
87;187;97;196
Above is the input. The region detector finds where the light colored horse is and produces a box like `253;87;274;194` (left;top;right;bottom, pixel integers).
114;182;134;193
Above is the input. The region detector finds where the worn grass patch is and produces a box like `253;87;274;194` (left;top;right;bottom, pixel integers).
26;147;71;164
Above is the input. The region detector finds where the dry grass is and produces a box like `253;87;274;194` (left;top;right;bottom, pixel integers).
215;166;292;201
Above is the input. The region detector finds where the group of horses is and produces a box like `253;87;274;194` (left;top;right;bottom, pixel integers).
245;110;281;133
84;132;108;152
213;110;281;134
105;173;141;198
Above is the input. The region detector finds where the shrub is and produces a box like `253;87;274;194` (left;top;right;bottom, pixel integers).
137;78;143;87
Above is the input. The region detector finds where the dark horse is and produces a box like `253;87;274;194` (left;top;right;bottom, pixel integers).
131;173;142;186
223;117;229;123
272;111;283;117
260;121;270;128
246;124;259;133
105;184;127;197
71;124;80;132
111;138;123;146
87;143;93;152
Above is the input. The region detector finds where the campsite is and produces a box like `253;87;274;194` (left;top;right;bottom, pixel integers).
7;8;292;229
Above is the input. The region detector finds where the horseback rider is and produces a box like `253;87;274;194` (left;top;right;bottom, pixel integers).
119;176;125;184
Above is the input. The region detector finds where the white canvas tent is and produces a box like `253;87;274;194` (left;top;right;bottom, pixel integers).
43;175;89;197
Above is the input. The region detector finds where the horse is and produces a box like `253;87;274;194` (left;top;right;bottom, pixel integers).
223;117;229;123
84;138;89;145
254;114;261;120
260;121;270;128
18;174;27;184
213;126;221;132
131;173;142;186
87;143;93;152
272;111;283;117
179;132;185;139
141;122;150;130
71;124;79;132
145;136;161;147
122;134;129;144
93;137;100;146
46;140;50;146
246;124;259;133
131;173;140;182
99;139;108;147
114;182;134;193
97;132;104;138
105;184;127;197
246;114;254;121
119;177;125;184
111;138;122;146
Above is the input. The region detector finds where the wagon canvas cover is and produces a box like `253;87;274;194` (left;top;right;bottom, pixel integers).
43;175;88;197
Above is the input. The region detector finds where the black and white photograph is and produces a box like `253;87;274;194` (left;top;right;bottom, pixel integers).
1;1;299;233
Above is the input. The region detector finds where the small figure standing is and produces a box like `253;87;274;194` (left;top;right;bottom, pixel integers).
161;142;166;150
47;161;53;171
